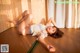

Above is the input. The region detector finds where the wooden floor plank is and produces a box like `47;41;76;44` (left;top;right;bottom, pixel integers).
0;28;80;53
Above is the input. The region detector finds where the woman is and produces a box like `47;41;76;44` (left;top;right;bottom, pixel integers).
11;10;63;52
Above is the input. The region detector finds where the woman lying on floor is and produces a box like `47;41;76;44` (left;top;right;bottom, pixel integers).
11;10;64;52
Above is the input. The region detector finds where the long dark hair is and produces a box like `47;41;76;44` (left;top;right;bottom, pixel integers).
48;26;64;38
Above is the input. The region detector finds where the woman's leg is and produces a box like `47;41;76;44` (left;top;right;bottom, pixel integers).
18;14;34;36
18;21;26;35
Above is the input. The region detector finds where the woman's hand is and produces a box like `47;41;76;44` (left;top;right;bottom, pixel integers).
47;45;56;52
50;18;56;26
46;18;56;26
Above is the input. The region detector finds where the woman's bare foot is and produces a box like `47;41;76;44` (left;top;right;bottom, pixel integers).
8;20;16;25
47;45;56;52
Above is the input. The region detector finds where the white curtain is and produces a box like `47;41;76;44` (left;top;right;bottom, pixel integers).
48;0;80;28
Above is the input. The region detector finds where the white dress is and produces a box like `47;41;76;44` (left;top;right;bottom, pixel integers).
30;23;54;39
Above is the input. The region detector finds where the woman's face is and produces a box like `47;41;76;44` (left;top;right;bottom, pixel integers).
46;26;57;34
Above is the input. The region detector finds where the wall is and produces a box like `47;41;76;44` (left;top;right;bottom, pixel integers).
0;0;46;33
0;0;28;33
31;0;46;24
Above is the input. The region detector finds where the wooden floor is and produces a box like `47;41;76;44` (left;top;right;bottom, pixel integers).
0;28;80;53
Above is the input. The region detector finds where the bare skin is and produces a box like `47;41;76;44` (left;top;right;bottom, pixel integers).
38;36;56;52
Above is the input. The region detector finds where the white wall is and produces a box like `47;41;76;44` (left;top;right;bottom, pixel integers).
31;0;46;24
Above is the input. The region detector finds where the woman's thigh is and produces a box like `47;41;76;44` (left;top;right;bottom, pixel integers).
25;25;32;35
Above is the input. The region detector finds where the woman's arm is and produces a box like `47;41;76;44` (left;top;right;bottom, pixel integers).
46;18;56;26
38;36;56;52
38;36;48;47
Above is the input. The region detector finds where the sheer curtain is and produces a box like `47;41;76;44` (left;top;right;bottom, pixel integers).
47;0;80;28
